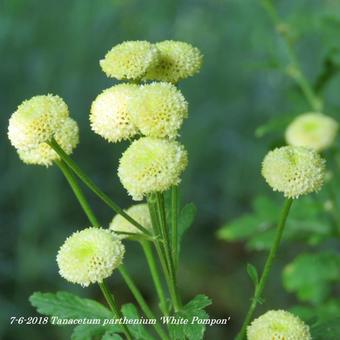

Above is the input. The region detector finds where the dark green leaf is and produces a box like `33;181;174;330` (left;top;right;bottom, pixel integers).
311;317;340;340
177;203;197;256
246;263;259;288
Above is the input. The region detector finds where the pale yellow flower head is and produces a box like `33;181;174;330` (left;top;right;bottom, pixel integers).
100;41;159;80
261;146;325;199
118;137;188;200
285;112;338;151
247;310;311;340
144;40;203;83
90;84;139;142
129;82;188;139
18;117;79;167
110;203;152;239
8;94;69;150
57;227;124;287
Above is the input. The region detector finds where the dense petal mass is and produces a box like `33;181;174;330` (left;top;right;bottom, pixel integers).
285;112;338;151
144;40;203;83
8;94;69;150
90;84;139;142
57;228;125;287
100;41;159;80
129;82;188;139
261;146;325;198
118;137;188;200
247;310;311;340
110;203;153;239
18;117;79;167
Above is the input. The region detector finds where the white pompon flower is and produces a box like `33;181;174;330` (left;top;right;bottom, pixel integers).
285;112;338;151
247;310;311;340
261;146;325;198
57;228;125;287
90;84;139;142
110;203;152;239
118;137;188;200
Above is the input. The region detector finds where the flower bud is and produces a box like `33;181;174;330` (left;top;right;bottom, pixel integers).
100;41;159;80
261;146;325;198
110;203;152;239
285;112;338;151
17;117;79;167
247;310;311;340
118;137;188;200
8;94;69;150
57;228;124;287
144;40;203;83
90;84;139;142
129;82;188;139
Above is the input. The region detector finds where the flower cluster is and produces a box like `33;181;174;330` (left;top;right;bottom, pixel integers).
8;95;79;166
247;310;311;340
57;227;125;287
262;146;325;198
110;203;153;238
285;112;338;151
92;40;201;199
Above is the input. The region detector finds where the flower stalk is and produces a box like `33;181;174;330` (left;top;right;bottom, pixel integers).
235;198;293;340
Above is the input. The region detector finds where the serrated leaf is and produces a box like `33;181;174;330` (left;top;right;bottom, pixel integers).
283;252;340;304
72;324;120;340
177;203;197;256
168;294;212;340
30;291;112;319
246;263;259;288
121;304;154;340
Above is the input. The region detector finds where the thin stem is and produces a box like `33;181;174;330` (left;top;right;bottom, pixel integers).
147;197;180;312
235;198;293;340
171;186;179;269
99;282;132;340
155;193;181;311
118;266;169;340
49;139;151;236
141;241;169;316
55;160;99;227
260;0;322;111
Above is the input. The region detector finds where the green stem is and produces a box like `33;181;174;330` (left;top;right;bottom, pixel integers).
235;198;293;340
99;282;132;340
147;197;181;312
118;266;169;340
260;0;322;111
49;139;151;236
171;186;179;270
55;160;99;227
155;193;181;311
54;159;166;339
141;241;169;316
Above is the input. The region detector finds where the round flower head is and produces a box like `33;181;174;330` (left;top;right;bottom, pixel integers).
118;137;188;200
285;112;338;151
57;227;124;287
8;94;69;150
100;41;159;80
90;84;139;142
144;41;203;83
261;146;325;199
247;310;311;340
129;82;188;139
110;204;152;239
17;117;79;167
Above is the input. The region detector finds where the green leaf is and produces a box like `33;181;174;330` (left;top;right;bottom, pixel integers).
72;325;120;340
29;291;112;319
283;252;340;304
168;295;212;340
246;263;259;288
102;331;123;340
121;304;154;340
177;203;197;256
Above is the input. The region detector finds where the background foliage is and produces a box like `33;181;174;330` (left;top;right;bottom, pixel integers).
1;0;340;339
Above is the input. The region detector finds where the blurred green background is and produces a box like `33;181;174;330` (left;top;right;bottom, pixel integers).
1;0;340;339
